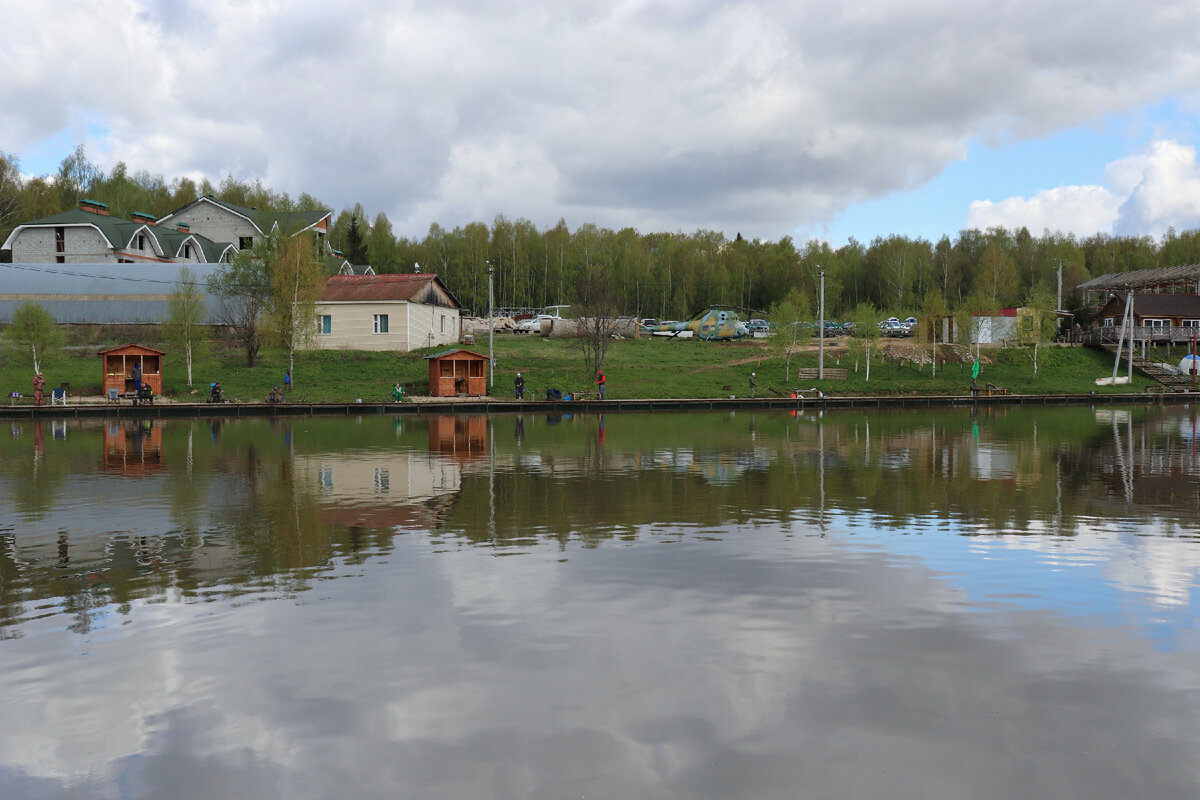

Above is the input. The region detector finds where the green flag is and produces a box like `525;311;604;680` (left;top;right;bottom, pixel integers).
971;359;980;380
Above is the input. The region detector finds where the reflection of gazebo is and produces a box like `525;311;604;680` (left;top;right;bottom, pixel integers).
424;349;489;397
428;415;487;459
100;344;164;396
103;420;163;474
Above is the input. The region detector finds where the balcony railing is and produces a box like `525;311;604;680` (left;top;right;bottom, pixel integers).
1075;326;1200;345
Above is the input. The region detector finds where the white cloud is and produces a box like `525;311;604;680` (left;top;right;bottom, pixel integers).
967;186;1121;236
1112;140;1200;235
3;1;1200;239
968;139;1200;238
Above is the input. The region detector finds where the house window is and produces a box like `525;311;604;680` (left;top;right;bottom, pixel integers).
373;314;389;334
440;315;445;333
136;234;146;250
1182;320;1200;328
56;255;65;263
1102;318;1115;327
182;244;192;259
1144;318;1171;328
54;227;65;253
317;315;331;335
239;236;253;250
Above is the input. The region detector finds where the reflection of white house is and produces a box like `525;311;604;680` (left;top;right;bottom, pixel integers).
309;274;462;353
297;449;463;531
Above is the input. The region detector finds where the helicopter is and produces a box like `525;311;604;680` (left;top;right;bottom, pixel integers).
643;307;750;340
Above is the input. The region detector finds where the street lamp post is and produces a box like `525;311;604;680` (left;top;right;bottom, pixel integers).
487;261;494;390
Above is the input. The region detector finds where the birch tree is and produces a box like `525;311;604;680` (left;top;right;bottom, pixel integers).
7;301;63;374
166;267;209;387
267;234;326;381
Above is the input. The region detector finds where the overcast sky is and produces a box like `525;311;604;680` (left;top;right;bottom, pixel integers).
3;0;1200;245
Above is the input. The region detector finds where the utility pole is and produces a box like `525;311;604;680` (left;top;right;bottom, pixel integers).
1056;258;1064;312
818;265;825;381
487;261;495;390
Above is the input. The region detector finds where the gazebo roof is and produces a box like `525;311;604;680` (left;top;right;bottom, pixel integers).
423;348;489;360
99;343;166;355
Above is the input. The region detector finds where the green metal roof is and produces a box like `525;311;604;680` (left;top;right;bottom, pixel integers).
9;207;231;261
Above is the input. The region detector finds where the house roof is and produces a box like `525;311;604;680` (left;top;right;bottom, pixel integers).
158;196;331;239
321;273;456;303
1;207;231;261
1078;264;1200;292
1104;293;1200;317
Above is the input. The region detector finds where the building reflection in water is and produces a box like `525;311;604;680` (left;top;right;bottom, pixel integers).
103;420;163;474
294;416;488;534
428;414;487;460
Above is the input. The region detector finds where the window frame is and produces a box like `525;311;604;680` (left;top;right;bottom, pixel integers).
373;314;389;334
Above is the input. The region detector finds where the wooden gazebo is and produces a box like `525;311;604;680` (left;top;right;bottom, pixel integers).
100;344;164;397
424;349;489;397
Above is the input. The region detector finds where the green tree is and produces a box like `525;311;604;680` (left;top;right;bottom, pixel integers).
267;234;326;379
345;215;368;264
55;145;99;211
974;242;1020;306
207;243;272;366
7;301;64;374
1019;283;1059;379
0;150;23;246
572;266;622;379
846;303;881;382
165;266;210;387
768;288;811;381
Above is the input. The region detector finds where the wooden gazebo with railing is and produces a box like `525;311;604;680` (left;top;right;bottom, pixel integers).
424;349;489;397
100;344;164;397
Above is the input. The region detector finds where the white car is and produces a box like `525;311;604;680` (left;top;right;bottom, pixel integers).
515;315;553;334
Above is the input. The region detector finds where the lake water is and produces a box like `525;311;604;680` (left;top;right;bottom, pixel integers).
2;406;1200;799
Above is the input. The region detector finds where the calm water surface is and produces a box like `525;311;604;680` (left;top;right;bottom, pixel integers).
2;407;1200;799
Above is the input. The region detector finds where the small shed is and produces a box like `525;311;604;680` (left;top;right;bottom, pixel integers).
425;349;489;397
100;343;164;396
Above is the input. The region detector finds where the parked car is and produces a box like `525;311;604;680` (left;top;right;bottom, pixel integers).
747;319;772;337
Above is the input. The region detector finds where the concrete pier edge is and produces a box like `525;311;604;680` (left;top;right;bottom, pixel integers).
1;391;1193;421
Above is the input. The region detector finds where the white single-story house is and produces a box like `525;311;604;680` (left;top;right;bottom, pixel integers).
308;274;462;353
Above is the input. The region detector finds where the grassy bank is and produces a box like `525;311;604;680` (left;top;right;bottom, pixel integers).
0;332;1172;403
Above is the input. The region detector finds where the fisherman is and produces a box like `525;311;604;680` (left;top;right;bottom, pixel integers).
515;372;525;400
970;378;979;397
132;361;142;392
392;383;405;402
596;369;606;400
32;372;45;406
284;369;292;393
749;372;757;399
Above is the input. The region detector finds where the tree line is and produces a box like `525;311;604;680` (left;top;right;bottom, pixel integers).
6;147;1200;321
